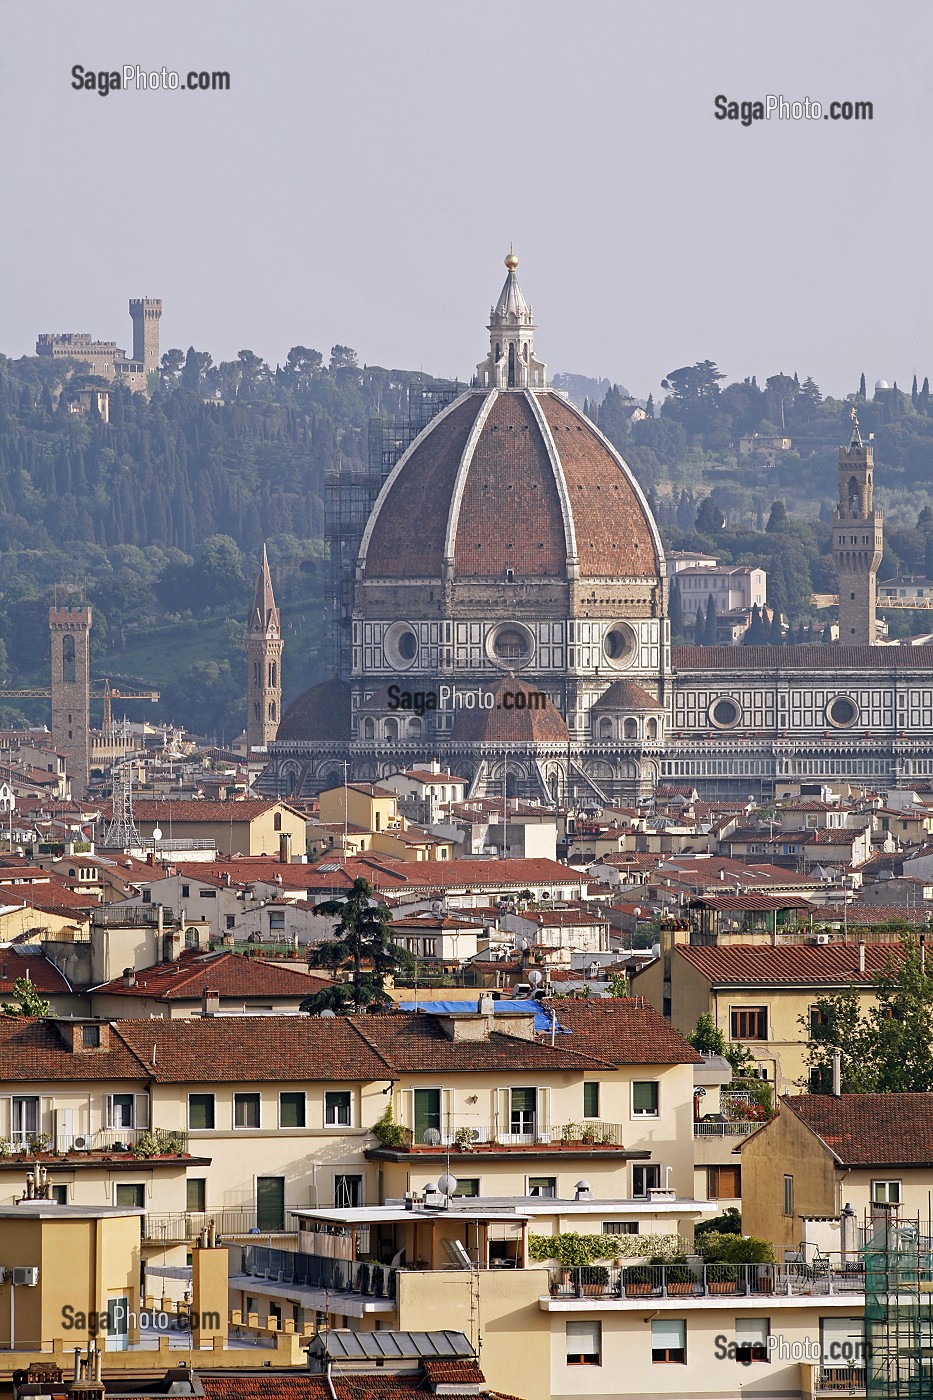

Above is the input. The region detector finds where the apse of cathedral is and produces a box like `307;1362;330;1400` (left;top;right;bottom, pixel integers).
258;256;933;804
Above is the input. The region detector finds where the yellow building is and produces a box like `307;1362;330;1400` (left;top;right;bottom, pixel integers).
632;940;902;1094
318;784;400;836
131;799;306;858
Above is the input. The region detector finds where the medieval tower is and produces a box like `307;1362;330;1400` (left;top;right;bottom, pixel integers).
128;298;162;378
832;409;883;644
246;546;283;750
49;603;92;795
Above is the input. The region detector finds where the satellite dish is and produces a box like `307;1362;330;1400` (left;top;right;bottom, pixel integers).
438;1172;458;1197
319;1009;337;1019
423;1127;442;1146
152;828;162;841
527;969;543;987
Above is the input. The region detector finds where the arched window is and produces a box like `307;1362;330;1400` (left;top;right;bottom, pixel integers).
253;661;262;686
269;662;277;688
623;717;638;740
384;718;398;742
268;700;276;720
599;717;613;740
408;717;422;738
507;343;516;387
646;717;658;740
362;718;375;740
274;813;282;832
62;635;75;685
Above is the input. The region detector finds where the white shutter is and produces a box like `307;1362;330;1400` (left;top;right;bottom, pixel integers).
821;1317;866;1362
538;1086;550;1136
105;1095;114;1128
442;1088;454;1140
652;1318;686;1350
736;1317;768;1346
135;1095;149;1129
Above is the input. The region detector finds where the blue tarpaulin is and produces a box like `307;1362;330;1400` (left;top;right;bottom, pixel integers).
399;999;569;1034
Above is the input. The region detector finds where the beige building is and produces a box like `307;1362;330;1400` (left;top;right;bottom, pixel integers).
130;799;307;857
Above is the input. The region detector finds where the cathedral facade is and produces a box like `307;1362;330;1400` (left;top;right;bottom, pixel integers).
259;257;933;804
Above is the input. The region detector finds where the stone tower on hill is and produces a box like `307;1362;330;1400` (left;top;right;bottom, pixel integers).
832;409;883;644
129;297;162;378
246;546;283;751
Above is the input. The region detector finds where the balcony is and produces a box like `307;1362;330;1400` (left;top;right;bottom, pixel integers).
143;1208;296;1244
239;1244;397;1304
693;1120;759;1137
814;1366;866;1395
545;1259;867;1302
374;1121;628;1153
7;1128;188;1156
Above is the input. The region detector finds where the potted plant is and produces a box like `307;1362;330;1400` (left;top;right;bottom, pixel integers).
623;1265;653;1297
573;1264;609;1297
661;1256;695;1295
454;1126;475;1152
707;1263;739;1294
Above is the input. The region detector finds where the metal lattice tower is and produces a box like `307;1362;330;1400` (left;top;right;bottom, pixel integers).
865;1210;933;1399
100;737;140;848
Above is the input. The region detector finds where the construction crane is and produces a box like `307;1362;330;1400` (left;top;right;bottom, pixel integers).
0;678;160;728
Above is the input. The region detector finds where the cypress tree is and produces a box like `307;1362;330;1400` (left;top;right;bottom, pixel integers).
669;580;684;640
859;372;867;398
769;610;783;645
822;623;832;644
694;604;705;644
703;594;718;647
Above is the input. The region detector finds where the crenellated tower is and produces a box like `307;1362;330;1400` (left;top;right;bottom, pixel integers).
49;603;92;795
832;409;883;644
129;298;162;376
246;545;283;749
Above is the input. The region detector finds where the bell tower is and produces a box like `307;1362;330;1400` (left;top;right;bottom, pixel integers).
246;545;283;750
49;602;92;795
832;409;883;644
476;249;548;390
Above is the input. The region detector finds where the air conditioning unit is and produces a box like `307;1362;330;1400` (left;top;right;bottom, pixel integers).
13;1267;39;1286
71;1135;91;1152
815;933;831;945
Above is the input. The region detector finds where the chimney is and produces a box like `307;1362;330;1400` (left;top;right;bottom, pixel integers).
858;941;866;974
279;832;292;864
832;1049;842;1096
122;967;137;988
201;988;220;1017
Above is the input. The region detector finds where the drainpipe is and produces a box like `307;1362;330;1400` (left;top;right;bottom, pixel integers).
324;1362;338;1400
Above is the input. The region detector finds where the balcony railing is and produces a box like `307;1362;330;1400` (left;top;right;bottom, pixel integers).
241;1245;397;1301
546;1260;867;1301
694;1120;760;1136
390;1121;627;1150
143;1209;294;1243
7;1128;187;1155
816;1365;867;1393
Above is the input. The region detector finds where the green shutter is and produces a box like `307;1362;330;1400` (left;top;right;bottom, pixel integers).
257;1176;285;1231
280;1092;305;1128
186;1178;206;1212
632;1081;658;1114
583;1082;600;1118
414;1089;441;1142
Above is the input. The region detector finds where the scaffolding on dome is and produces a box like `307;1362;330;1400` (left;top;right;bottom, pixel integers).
324;376;463;675
864;1208;933;1399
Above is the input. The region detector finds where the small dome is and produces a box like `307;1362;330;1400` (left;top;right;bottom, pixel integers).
874;379;890;391
451;675;568;743
277;678;351;742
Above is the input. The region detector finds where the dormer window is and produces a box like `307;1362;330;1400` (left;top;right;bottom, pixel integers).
83;1024;101;1048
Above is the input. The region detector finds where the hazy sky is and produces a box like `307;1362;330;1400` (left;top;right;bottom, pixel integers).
2;0;930;400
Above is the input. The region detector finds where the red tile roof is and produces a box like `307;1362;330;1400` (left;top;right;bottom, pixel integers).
0;948;72;996
0;1018;149;1082
128;799;304;823
672;941;906;986
540;996;702;1066
674;643;933;671
91;950;327;1001
786;1093;933;1166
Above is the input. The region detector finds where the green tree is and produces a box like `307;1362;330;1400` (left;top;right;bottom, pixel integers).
180;347;213;393
301;877;413;1014
695;496;725;535
686;1013;756;1078
766;500;788;532
703;594;718;646
669;579;684;641
2;977;51;1018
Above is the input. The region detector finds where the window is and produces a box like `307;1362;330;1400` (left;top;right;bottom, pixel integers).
279;1092;306;1128
188;1094;215;1130
11;1095;39;1143
872;1180;902;1205
199;890;217;899
783;1174;794;1216
735;1317;769;1363
632;1081;659;1116
109;1094;135;1129
116;1183;145;1209
708;1164;742;1198
820;1318;867;1372
603;1221;638;1235
731;1006;768;1040
82;1024;101;1048
257;1176;285;1231
583;1082;600;1118
324;1091;351;1127
528;1176;557;1198
334;1174;362;1208
651;1318;686;1364
633;1164;661;1198
62;634;75;685
181;884;190;899
413;1088;441;1140
225;914;236;929
809;1005;830;1035
453;1178;480;1198
186;1178;206;1213
51;1184;68;1205
234;1093;261;1128
566;1319;601;1366
274;813;282;832
510;1087;537;1135
269;910;285;930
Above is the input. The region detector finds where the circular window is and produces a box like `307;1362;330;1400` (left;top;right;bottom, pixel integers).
827;696;858;727
709;697;741;729
603;623;637;669
384;622;419;670
486;623;534;669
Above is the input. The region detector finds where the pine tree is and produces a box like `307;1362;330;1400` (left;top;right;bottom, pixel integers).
645;393;655;419
669;580;684;640
703;594;718;646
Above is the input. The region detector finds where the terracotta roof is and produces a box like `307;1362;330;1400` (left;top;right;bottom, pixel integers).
202;1377;519;1400
689;894;812;911
673;941;906;986
591;680;664;711
450;675;569;743
674;644;933;671
0;948;72;996
91;950;327;1001
540;996;702;1066
809;904;931;926
277;677;352;743
785;1093;933;1166
0;1018;149;1082
129;799;301;823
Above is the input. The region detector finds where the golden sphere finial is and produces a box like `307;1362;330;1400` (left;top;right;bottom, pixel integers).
504;246;518;272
